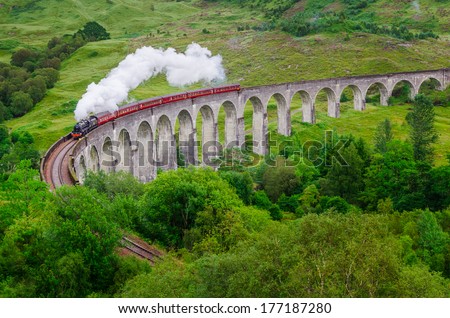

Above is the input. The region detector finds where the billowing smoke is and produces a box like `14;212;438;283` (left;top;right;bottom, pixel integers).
74;43;226;120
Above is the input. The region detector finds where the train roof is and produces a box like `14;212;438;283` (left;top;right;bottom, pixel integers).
93;84;241;117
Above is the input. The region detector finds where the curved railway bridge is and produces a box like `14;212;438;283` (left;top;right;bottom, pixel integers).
41;68;449;187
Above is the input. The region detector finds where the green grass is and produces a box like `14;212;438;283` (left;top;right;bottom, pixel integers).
2;0;450;166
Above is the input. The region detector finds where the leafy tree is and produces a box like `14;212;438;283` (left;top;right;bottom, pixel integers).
277;193;299;213
362;141;427;211
84;170;144;200
0;125;11;159
32;68;59;88
416;211;449;273
77;21;111;41
10;48;40;68
9;91;33;117
252;190;282;220
22;75;47;104
297;184;321;216
393;265;449;297
374;119;393;154
0;101;11;122
319;143;365;204
219;170;254;205
320;196;352;213
262;157;301;202
252;190;272;210
50;186;121;294
427;166;450;211
138;168;243;249
0;131;40;172
407;94;438;163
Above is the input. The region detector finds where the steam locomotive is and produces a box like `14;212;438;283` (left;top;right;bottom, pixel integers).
71;84;240;139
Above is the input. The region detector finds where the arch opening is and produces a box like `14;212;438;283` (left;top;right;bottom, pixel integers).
244;96;267;155
137;121;154;181
89;146;100;172
196;105;217;166
418;78;450;107
101;137;115;173
315;87;339;118
291;90;314;124
176;110;196;167
78;155;87;184
365;82;389;106
118;128;133;174
390;80;416;103
156;115;176;170
218;101;238;149
267;93;290;136
340;85;365;112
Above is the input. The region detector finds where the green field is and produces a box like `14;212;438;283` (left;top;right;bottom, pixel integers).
1;0;449;164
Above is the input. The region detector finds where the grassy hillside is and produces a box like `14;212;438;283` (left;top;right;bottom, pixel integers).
1;0;449;164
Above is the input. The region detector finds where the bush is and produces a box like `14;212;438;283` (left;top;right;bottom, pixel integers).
10;91;33;117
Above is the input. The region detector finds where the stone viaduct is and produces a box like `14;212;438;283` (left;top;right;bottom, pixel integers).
71;68;449;183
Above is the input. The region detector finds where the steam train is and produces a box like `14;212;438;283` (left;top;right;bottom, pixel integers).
71;84;241;139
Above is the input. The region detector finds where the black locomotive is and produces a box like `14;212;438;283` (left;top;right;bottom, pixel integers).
71;116;98;139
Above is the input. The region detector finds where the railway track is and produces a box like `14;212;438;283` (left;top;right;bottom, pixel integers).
42;138;164;264
121;236;162;264
43;137;77;189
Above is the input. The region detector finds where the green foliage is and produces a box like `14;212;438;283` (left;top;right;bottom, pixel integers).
121;212;450;298
32;68;59;89
427;166;450;211
416;211;449;273
84;170;144;200
319;143;365;204
277;0;439;40
262;157;301;202
11;48;41;68
76;22;111;42
137;168;243;249
9;91;33;117
121;258;194;297
394;264;449;297
320;195;352;213
297;184;321;216
374;118;393;154
362;141;427;211
407;94;439;163
277;193;299;213
0;130;39;173
219;170;254;205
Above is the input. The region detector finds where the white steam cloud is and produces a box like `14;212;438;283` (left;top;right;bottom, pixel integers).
74;43;226;121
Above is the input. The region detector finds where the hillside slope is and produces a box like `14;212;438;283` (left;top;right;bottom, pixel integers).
1;0;449;161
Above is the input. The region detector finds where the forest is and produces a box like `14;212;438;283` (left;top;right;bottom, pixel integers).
0;92;449;297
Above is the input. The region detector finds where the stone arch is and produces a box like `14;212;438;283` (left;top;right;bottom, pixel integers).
198;105;218;165
101;137;115;173
418;77;444;92
244;96;267;155
314;87;339;118
365;82;389;106
89;145;100;172
176;110;196;167
268;93;290;136
78;155;87;183
340;85;365;111
390;79;417;100
219;100;238;149
292;90;314;124
155;115;176;170
137;121;154;181
118;128;133;173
